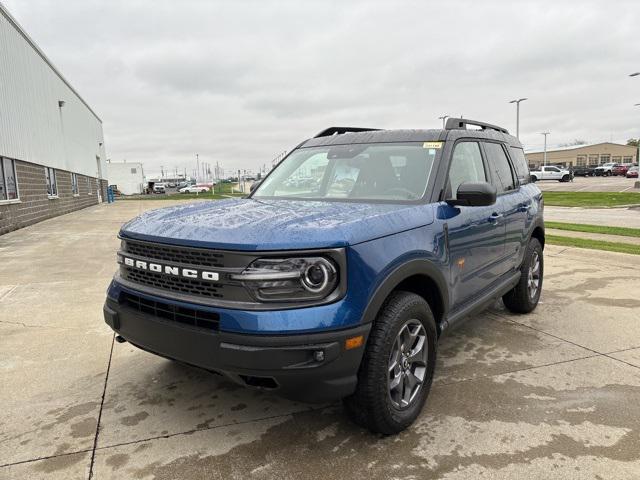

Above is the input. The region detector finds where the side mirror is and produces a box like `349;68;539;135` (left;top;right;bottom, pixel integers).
446;181;497;207
249;180;262;193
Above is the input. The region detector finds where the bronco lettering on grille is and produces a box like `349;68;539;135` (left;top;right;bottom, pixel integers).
118;255;220;282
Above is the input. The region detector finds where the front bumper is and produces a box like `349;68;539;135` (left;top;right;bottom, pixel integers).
103;297;370;403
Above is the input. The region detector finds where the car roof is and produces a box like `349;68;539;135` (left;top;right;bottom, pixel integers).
301;121;522;149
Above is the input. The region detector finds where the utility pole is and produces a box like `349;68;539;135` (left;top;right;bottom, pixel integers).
196;153;199;183
540;132;550;168
509;98;528;139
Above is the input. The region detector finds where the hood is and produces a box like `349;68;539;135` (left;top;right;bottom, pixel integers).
120;198;434;251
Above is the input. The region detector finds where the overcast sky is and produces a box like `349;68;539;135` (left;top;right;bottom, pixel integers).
4;0;640;177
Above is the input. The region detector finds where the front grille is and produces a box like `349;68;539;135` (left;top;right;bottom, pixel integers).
125;240;225;268
120;291;220;330
122;268;223;299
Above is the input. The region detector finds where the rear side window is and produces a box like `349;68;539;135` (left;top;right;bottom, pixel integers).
509;147;530;184
447;142;486;199
483;142;515;193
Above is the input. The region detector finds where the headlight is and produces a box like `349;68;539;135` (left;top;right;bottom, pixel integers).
230;257;338;302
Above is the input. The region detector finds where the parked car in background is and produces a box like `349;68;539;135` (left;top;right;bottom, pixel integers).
529;165;571;182
594;163;617;176
167;182;177;188
177;181;191;189
612;163;633;176
152;183;166;194
179;184;210;193
573;165;597;177
626;166;639;178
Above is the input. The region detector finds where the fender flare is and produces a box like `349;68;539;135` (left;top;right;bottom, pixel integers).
360;259;449;325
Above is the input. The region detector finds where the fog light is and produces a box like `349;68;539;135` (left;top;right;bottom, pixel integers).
313;350;325;362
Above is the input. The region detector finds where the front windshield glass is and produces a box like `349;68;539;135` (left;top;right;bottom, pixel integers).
253;142;438;201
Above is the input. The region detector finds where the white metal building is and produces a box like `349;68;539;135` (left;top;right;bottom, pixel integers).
0;3;108;234
107;161;145;195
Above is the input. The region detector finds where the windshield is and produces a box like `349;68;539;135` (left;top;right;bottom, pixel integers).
253;142;438;202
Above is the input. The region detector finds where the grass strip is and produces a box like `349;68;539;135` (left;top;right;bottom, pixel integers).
546;234;640;255
545;221;640;238
542;191;640;208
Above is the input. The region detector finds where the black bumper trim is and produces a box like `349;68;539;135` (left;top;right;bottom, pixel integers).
104;299;370;403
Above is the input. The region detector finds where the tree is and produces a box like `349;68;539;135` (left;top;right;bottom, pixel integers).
627;138;639;147
558;139;588;147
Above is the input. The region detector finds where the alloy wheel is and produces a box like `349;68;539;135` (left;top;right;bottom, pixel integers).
528;251;541;300
388;319;428;409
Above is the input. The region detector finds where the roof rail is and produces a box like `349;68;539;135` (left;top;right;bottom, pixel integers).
445;118;509;135
314;127;381;138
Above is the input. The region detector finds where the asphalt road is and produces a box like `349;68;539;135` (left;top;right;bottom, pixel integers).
2;200;640;479
535;175;639;192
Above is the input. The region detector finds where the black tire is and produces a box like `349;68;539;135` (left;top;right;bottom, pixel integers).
503;238;543;314
343;292;437;435
530;175;538;182
561;174;570;182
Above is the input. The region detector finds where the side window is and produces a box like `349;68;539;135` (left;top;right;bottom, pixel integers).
484;142;515;193
509;147;529;184
447;142;486;199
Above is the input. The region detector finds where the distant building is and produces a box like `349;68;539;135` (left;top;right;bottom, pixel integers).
0;4;108;235
107;162;145;195
525;142;637;169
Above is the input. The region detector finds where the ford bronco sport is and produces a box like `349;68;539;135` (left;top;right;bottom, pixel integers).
104;118;544;434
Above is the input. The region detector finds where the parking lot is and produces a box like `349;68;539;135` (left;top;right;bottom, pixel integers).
535;175;639;192
2;200;640;479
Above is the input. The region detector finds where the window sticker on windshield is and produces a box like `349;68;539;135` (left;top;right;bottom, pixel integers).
423;142;442;149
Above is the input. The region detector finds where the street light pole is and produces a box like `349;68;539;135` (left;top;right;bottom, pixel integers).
630;74;640;168
540;132;550;168
509;98;528;139
438;115;449;128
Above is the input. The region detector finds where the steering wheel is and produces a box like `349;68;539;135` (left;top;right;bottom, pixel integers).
382;187;416;199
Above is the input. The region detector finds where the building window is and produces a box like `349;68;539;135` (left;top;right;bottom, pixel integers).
599;154;610;165
45;167;58;197
86;176;92;194
588;155;599;165
0;158;19;201
71;173;79;195
131;168;137;174
623;156;633;163
612;156;622;162
576;156;586;166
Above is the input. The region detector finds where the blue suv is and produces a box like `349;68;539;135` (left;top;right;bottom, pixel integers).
103;118;544;434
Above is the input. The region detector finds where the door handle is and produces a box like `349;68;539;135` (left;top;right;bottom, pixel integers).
518;204;531;213
488;213;503;224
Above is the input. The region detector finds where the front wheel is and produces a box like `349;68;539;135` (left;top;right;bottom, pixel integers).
503;238;543;314
561;174;570;182
530;175;538;182
343;292;437;435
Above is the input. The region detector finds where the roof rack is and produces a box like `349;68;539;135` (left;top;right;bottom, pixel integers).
445;118;509;135
314;127;381;138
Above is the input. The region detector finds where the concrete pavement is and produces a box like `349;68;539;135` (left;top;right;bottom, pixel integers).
545;206;640;228
2;200;640;479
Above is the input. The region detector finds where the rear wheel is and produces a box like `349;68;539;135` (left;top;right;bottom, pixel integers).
503;238;543;314
343;292;437;435
530;175;538;182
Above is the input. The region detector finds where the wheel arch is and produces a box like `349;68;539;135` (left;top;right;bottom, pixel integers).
531;223;545;250
360;259;448;334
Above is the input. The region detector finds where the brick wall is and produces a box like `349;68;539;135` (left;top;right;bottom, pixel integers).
0;159;104;235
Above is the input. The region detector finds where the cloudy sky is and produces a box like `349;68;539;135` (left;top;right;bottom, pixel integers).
4;0;640;177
